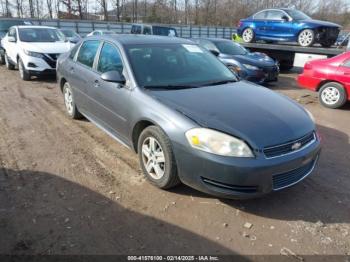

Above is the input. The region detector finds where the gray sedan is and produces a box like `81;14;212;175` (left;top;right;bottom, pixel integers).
57;35;321;199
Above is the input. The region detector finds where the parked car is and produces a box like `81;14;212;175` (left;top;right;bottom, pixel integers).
298;52;350;109
1;25;73;80
57;35;320;199
131;24;178;37
60;29;81;44
0;19;32;64
86;30;115;37
192;37;279;83
237;8;341;47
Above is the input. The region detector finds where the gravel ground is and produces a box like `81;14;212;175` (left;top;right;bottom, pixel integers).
0;66;349;257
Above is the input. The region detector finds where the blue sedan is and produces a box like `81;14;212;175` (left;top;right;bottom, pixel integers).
192;38;279;83
237;8;341;47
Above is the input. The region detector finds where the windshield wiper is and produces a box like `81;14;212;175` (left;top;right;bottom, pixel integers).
142;84;200;90
201;79;237;86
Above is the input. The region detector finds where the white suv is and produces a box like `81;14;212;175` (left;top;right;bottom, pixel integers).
1;25;74;80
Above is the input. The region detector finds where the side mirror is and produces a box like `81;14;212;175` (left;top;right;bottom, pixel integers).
210;50;220;57
281;15;289;22
101;70;126;85
8;36;16;42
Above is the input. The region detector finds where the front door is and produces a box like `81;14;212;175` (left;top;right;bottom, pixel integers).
86;42;130;143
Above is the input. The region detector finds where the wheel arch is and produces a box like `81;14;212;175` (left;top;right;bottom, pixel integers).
131;119;157;153
317;80;344;92
59;77;67;93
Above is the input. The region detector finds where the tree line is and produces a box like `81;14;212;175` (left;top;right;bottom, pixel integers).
1;0;349;28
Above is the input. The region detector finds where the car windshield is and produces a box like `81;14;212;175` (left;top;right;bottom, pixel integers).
152;26;178;37
19;28;66;42
0;20;25;31
285;10;310;20
126;43;237;89
214;41;248;56
61;29;78;38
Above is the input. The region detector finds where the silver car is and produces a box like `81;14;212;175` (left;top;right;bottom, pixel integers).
57;35;320;199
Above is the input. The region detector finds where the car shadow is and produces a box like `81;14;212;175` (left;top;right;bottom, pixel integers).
0;168;237;256
172;124;350;224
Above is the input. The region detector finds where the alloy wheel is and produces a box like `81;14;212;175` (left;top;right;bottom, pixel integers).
298;30;314;47
141;137;166;180
242;28;254;43
64;85;74;115
321;86;340;105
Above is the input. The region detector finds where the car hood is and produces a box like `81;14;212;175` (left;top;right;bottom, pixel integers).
300;19;341;28
20;41;73;54
149;82;314;148
220;52;276;68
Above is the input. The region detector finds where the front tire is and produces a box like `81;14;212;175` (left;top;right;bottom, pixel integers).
242;28;255;43
319;82;347;109
63;82;82;119
0;53;5;65
4;53;15;70
18;58;31;81
298;29;315;47
138;126;180;189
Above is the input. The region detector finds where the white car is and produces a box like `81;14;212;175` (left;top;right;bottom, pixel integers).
86;30;115;37
1;25;74;80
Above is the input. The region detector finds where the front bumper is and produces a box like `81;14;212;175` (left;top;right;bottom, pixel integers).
21;54;57;73
241;66;279;84
173;137;321;199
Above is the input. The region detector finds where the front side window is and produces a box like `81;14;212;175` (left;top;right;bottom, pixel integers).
97;42;123;74
266;10;285;20
8;27;17;39
77;40;100;68
126;43;236;88
143;26;152;35
131;26;142;34
18;28;65;42
152;27;178;37
69;43;81;59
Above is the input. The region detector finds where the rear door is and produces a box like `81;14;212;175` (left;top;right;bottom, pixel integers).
73;40;101;113
336;59;350;90
86;41;131;142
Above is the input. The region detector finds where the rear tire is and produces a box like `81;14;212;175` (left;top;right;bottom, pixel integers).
18;58;31;81
138;126;181;189
0;53;5;65
298;29;315;47
319;82;347;109
5;53;15;70
63;82;82;119
242;28;255;43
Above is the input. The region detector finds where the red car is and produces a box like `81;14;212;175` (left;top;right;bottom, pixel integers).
298;52;350;109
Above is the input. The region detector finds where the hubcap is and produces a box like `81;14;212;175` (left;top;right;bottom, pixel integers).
64;85;74;115
321;86;340;105
141;137;165;180
243;29;253;42
299;30;313;46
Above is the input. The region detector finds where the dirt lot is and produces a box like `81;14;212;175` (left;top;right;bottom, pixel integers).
0;66;349;257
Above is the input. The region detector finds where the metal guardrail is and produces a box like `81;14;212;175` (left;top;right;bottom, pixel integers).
26;18;237;39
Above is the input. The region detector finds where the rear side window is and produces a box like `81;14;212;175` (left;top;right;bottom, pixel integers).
143;26;152;35
253;11;267;19
69;43;80;60
131;25;142;34
77;40;100;68
97;42;124;74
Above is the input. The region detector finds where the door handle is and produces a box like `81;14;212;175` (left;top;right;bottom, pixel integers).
94;79;100;88
343;72;350;75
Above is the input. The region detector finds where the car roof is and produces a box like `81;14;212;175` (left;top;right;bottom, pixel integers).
86;34;193;45
16;25;56;29
192;37;232;43
132;23;176;29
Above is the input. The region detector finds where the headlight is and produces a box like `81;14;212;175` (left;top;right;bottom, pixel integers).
305;109;315;123
23;50;44;58
185;128;254;158
243;64;259;70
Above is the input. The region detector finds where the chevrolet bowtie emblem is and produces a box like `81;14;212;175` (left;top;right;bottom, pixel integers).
291;142;302;151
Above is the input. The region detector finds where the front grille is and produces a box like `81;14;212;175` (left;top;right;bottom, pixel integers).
326;28;340;38
272;157;317;190
263;132;316;159
201;177;258;194
43;53;60;69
